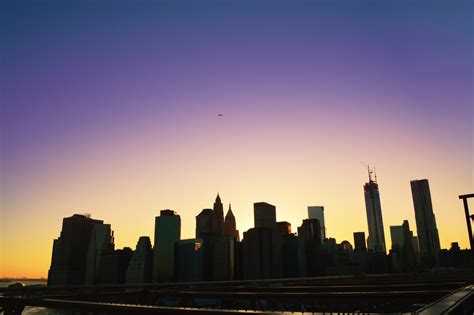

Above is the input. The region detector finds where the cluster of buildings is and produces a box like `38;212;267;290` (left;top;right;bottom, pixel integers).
47;173;472;286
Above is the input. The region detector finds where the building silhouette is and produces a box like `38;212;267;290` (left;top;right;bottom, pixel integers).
281;232;305;278
411;179;441;267
213;236;235;281
242;202;281;279
298;218;323;276
390;225;405;250
363;167;387;254
97;247;133;284
196;208;213;238
212;194;225;236
353;232;367;251
85;223;114;285
308;206;326;242
224;204;239;241
174;239;204;282
153;209;181;282
126;236;153;284
277;221;291;236
254;202;277;229
48;214;104;286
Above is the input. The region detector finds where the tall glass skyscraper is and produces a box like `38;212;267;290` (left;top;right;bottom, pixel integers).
308;206;326;242
153;209;181;282
410;179;441;265
364;168;386;254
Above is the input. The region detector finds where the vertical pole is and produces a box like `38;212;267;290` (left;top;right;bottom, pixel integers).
462;198;474;258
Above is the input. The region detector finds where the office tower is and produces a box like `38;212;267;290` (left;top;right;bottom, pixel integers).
277;221;291;236
254;202;277;229
308;206;326;241
126;236;153;284
213;237;235;281
224;204;240;241
153;209;181;282
353;232;367;251
390;225;405;250
411;179;441;266
48;214;104;286
242;227;282;279
401;220;417;272
212;194;224;235
363;167;387;253
85;223;115;284
97;247;133;284
413;236;421;258
281;233;305;278
196;208;213;238
298;218;323;276
174;239;204;282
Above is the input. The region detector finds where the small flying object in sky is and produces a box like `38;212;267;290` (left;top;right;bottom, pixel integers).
218;113;223;117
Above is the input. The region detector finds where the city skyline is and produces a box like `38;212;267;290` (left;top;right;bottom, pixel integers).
1;0;473;279
6;174;471;279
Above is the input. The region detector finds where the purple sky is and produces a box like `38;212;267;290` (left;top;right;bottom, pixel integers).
1;0;473;277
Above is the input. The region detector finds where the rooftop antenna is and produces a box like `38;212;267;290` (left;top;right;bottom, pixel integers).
367;165;373;182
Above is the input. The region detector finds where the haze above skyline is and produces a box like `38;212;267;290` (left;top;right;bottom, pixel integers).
1;0;473;278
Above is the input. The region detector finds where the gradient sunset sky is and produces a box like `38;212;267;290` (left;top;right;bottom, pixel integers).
1;0;473;278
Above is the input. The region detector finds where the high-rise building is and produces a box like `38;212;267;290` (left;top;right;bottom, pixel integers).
242;227;282;279
213;236;235;281
254;202;276;229
196;208;213;238
363;167;386;254
153;209;181;282
97;247;133;284
390;225;405;250
48;214;104;286
353;232;367;251
298;218;323;276
410;179;441;266
174;239;204;282
224;204;239;241
126;236;153;284
308;206;326;241
401;220;418;272
85;223;114;285
212;194;224;236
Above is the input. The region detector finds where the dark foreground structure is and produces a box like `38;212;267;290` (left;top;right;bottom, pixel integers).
1;273;473;314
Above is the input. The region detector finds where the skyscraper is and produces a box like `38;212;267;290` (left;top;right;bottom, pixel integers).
242;227;281;279
196;208;213;238
353;232;367;251
153;209;181;282
308;206;326;241
97;247;133;284
410;179;441;266
213;237;235;281
297;218;323;276
254;202;277;229
390;225;405;250
85;223;114;285
363;167;386;254
48;214;104;286
242;202;281;279
224;204;239;241
174;239;204;282
126;236;153;284
212;194;224;236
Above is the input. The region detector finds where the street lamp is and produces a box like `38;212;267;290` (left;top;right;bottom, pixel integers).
459;194;474;260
